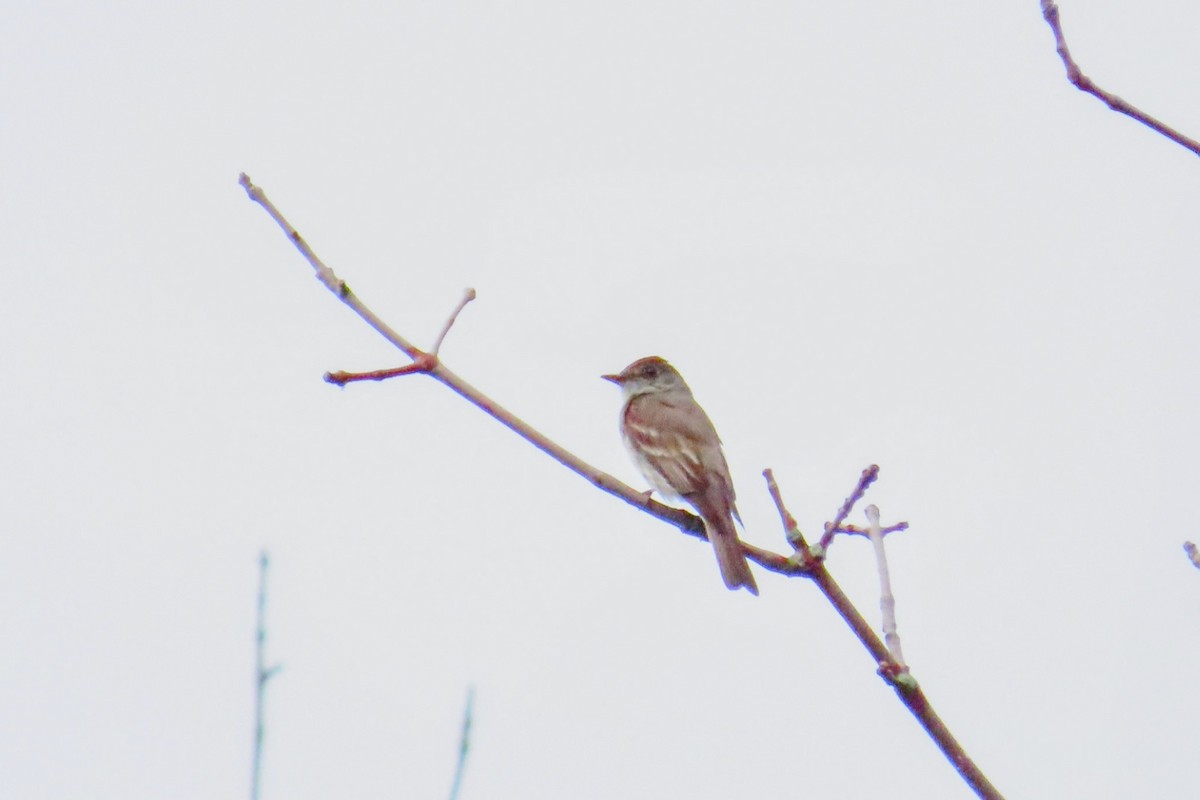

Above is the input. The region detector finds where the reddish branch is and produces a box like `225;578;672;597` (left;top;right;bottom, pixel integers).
239;173;1005;800
819;464;879;551
1041;0;1200;157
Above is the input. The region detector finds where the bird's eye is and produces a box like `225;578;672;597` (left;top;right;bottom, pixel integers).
643;365;657;378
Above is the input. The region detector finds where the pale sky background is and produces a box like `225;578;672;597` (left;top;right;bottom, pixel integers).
3;1;1199;798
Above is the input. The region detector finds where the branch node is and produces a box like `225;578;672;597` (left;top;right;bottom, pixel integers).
880;661;918;692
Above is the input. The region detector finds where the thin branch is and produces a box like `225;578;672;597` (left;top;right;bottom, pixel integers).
241;175;1003;800
837;521;909;537
818;464;879;551
763;468;816;568
1040;0;1200;158
239;173;424;363
447;686;475;800
432;288;477;355
865;504;907;668
251;551;281;800
764;480;1002;800
325;355;437;386
1184;541;1200;570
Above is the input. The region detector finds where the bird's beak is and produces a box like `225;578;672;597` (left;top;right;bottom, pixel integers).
601;373;623;385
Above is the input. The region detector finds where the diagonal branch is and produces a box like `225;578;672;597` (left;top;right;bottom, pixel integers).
447;686;475;800
238;173;793;572
240;174;1004;799
1040;0;1200;157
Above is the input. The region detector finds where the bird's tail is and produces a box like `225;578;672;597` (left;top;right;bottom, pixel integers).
706;515;759;595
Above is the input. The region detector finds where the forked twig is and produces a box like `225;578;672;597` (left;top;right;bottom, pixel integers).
764;478;1000;799
240;174;1004;800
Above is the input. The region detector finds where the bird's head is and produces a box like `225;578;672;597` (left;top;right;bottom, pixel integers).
602;356;690;398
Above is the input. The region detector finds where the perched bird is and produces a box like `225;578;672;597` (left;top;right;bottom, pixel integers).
603;356;758;594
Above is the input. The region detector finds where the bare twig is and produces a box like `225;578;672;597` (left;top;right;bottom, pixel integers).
837;521;909;537
865;505;907;668
325;355;437;386
1184;542;1200;570
432;289;477;355
818;464;879;551
447;687;475;800
239;173;425;363
764;480;1001;800
251;551;281;800
1040;0;1200;158
763;468;815;567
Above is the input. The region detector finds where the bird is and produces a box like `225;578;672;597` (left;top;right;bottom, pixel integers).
603;356;758;594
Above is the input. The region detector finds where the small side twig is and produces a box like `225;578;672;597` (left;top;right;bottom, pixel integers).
325;355;437;386
447;686;475;800
1040;0;1200;157
763;469;804;546
837;521;909;537
251;551;282;800
818;464;879;551
1184;541;1200;570
432;289;477;355
865;505;907;668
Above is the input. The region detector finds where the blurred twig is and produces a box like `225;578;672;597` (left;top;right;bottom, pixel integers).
251;551;282;800
764;474;998;799
1184;542;1200;570
448;687;475;800
1040;0;1200;157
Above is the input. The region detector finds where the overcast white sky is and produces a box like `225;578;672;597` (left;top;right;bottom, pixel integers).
4;1;1200;798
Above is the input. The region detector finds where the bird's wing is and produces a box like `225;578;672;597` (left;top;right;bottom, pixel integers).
623;394;737;507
